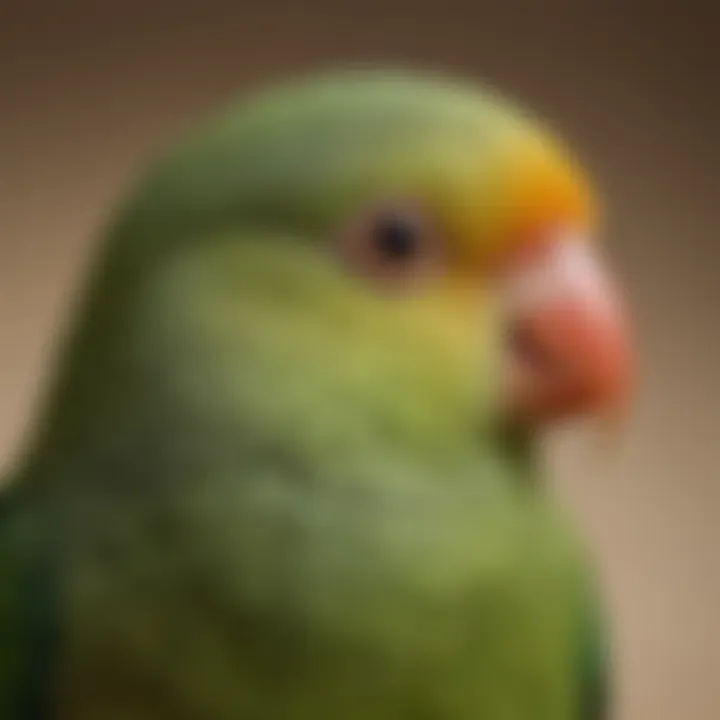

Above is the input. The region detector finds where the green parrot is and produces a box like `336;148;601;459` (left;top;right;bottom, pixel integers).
0;69;633;719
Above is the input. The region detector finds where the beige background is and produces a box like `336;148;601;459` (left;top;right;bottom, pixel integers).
1;2;718;718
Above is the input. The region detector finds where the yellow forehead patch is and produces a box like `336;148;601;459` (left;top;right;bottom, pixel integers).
436;129;597;273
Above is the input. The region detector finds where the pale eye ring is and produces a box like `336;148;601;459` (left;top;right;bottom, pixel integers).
335;201;445;291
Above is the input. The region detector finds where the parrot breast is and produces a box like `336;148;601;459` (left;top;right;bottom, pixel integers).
49;238;596;720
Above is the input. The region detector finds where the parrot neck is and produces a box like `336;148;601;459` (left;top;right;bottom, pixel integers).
24;406;542;503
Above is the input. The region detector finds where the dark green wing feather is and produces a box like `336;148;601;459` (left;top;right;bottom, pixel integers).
578;593;610;720
0;481;56;719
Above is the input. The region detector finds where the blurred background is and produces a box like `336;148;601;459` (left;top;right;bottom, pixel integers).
1;2;718;718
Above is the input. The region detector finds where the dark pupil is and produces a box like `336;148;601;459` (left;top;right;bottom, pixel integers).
374;215;419;260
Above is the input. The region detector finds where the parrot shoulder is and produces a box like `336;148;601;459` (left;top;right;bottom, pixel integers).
0;476;56;719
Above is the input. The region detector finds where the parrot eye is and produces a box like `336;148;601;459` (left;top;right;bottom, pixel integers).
372;213;420;261
335;201;443;291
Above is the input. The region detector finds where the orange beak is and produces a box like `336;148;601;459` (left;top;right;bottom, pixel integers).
497;232;633;425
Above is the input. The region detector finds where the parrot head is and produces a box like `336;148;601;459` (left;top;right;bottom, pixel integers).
38;69;634;469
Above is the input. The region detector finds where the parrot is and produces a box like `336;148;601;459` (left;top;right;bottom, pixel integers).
0;68;633;719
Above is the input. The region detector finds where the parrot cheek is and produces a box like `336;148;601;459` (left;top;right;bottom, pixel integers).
497;235;633;425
